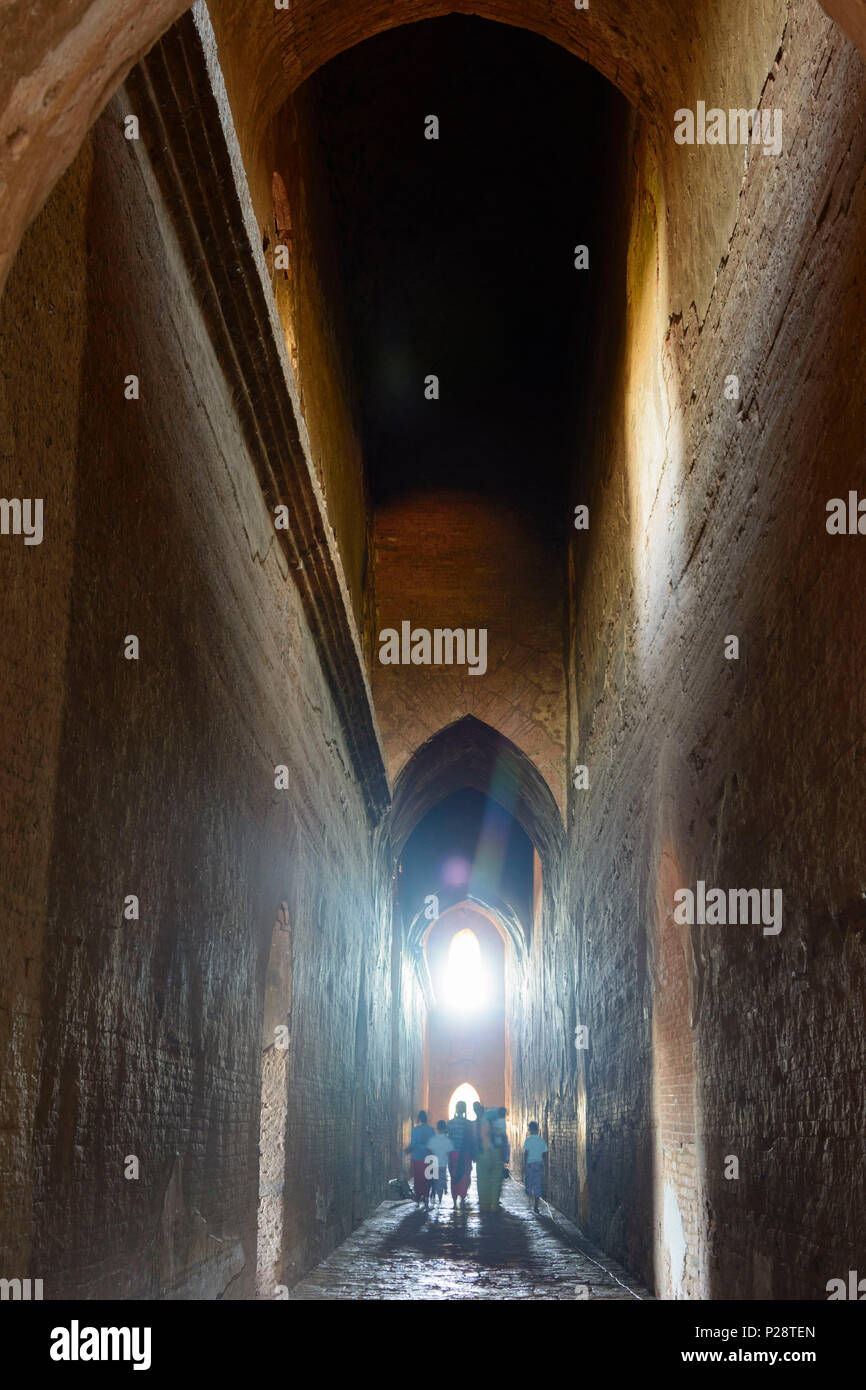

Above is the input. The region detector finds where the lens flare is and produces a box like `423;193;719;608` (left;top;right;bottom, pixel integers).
442;855;472;887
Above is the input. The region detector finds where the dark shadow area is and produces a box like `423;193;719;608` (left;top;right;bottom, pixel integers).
302;15;627;536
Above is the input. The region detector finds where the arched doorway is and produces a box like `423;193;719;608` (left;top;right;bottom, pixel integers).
393;720;562;1201
424;906;507;1129
447;1082;481;1118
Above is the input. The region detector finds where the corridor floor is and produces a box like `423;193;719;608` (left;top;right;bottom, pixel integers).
289;1174;653;1300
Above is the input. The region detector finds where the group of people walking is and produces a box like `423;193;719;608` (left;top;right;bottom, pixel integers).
405;1100;548;1213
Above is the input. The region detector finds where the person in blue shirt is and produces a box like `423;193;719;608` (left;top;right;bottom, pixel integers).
523;1121;548;1212
404;1109;435;1209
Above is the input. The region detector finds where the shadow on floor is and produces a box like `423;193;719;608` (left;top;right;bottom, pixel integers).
378;1186;533;1269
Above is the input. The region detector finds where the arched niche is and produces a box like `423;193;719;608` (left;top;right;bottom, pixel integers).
406;891;528;961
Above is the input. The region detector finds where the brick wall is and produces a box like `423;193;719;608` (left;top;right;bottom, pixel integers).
0;94;413;1297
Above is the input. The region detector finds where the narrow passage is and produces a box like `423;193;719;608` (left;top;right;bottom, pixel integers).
289;1176;652;1301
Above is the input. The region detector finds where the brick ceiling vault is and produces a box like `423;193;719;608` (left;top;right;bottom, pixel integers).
1;0;861;294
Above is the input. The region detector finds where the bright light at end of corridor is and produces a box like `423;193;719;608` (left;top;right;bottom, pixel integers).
443;928;488;1011
448;1082;481;1117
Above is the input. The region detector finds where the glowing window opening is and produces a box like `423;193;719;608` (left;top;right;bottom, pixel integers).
443;927;488;1012
448;1082;481;1118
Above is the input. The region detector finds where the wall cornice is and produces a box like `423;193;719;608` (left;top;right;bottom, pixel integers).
126;7;391;824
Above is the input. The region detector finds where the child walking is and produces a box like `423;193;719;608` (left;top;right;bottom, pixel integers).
523;1121;548;1213
426;1120;453;1206
404;1109;435;1209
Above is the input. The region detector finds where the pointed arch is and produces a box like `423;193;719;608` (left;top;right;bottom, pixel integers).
390;715;564;870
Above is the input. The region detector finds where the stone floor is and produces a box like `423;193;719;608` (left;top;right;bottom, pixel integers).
289;1173;653;1300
